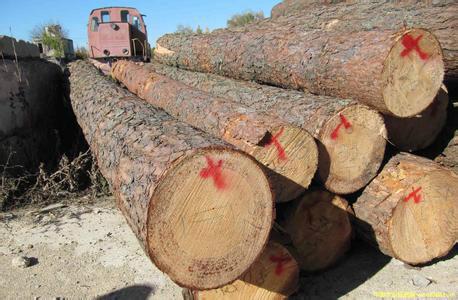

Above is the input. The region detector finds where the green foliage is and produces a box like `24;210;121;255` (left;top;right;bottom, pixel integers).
196;25;203;34
75;47;88;60
227;11;264;28
30;22;69;58
176;25;194;34
42;32;64;58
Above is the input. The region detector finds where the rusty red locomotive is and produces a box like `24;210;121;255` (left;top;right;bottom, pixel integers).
88;7;150;61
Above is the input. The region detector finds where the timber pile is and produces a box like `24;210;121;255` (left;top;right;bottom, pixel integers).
71;1;458;297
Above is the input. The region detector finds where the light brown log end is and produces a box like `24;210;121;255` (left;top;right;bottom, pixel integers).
282;189;352;272
146;148;274;290
191;242;299;299
318;104;387;194
382;29;444;117
385;86;448;151
254;125;318;202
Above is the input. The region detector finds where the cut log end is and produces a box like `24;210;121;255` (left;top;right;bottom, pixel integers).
382;29;444;117
254;125;318;202
283;190;352;272
385;86;448;151
389;169;458;265
146;147;274;289
191;242;299;299
318;104;387;194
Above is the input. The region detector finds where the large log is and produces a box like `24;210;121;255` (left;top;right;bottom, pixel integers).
269;1;457;79
147;62;387;194
353;153;458;264
112;60;318;202
155;24;445;117
280;189;352;271
68;60;274;289
435;129;458;173
186;242;299;299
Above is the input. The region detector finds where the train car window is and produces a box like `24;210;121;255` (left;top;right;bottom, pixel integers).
121;10;130;23
91;17;99;31
101;11;110;23
132;16;142;30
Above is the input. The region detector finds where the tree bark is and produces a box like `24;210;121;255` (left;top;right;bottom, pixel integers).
155;24;444;117
435;129;458;173
68;60;274;289
353;152;458;265
188;242;299;299
280;189;352;272
268;1;457;79
112;60;318;202
147;62;387;194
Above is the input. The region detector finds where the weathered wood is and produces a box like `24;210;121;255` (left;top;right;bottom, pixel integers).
281;189;352;271
189;242;299;299
269;1;457;79
68;60;274;289
148;62;387;194
112;60;318;202
353;152;458;264
155;24;444;117
384;86;448;152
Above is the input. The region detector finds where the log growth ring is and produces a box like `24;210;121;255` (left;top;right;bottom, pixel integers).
146;147;274;289
382;29;444;117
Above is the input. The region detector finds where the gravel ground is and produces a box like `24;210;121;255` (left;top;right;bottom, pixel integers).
0;196;456;299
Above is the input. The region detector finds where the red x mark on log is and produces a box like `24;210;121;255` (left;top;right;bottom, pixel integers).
265;127;287;161
403;186;422;204
331;114;352;140
269;255;292;276
199;156;226;190
401;34;429;60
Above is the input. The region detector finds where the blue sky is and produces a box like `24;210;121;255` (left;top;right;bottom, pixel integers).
0;0;279;48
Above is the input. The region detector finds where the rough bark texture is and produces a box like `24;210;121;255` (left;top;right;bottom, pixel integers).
269;1;457;78
280;189;352;272
189;242;299;299
435;129;458;173
353;152;458;264
148;62;387;194
155;23;444;117
112;60;318;202
68;60;274;289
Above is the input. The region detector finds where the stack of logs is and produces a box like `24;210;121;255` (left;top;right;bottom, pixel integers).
68;1;458;298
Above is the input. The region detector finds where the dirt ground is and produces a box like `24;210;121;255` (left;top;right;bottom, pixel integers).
0;196;456;299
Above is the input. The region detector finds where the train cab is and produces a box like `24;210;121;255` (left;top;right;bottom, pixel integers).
88;7;150;60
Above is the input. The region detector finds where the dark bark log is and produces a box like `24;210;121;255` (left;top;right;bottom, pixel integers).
155;23;444;117
147;62;387;194
353;152;458;264
68;60;274;289
112;60;318;202
269;1;457;79
435;129;458;173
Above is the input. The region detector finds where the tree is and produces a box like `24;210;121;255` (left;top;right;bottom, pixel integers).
75;46;88;60
227;11;264;28
175;25;194;34
196;25;203;34
30;22;68;58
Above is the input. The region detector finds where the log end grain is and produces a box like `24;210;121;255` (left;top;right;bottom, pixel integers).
382;29;444;117
254;125;318;202
318;104;387;194
146;148;274;289
191;242;299;299
283;189;352;272
385;86;448;152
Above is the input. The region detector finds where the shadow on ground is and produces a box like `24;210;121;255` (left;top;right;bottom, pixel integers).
96;284;156;300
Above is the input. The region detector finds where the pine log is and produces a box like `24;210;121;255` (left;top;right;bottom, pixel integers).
148;62;387;194
435;129;458;173
112;60;318;202
280;189;352;271
68;60;274;289
384;86;448;152
155;25;444;117
353;152;458;264
271;1;457;78
187;242;299;299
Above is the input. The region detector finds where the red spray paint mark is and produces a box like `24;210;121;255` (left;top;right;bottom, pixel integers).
331;114;352;140
269;255;292;276
265;127;287;161
403;186;422;204
401;34;429;60
199;156;226;190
